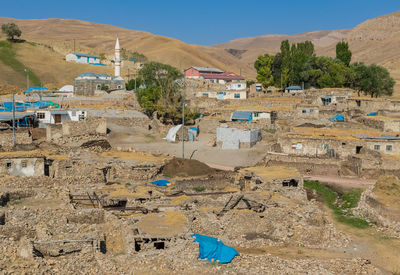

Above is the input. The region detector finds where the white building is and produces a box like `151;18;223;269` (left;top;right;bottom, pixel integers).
66;53;100;64
35;110;87;124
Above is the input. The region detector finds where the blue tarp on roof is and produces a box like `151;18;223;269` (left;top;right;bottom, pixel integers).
71;52;99;58
331;114;345;122
91;63;105;66
191;233;239;264
24;86;48;94
231;111;252;122
150;180;170;187
367;112;377;116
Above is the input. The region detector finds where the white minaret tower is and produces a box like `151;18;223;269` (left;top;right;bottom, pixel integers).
114;36;121;77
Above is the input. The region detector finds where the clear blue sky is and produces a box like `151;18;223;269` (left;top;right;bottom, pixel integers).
1;0;399;45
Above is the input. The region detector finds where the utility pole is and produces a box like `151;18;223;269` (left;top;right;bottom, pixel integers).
12;92;16;147
182;75;186;159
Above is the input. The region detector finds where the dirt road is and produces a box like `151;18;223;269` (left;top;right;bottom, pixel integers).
304;175;376;189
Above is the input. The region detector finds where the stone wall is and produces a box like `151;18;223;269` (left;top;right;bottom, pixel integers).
0;131;31;147
74;79;125;96
46;124;63;141
63;118;107;137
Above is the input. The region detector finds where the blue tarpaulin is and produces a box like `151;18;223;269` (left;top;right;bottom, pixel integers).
150;180;170;187
24;87;48;94
367;112;377;116
331;114;345;122
191;233;239;264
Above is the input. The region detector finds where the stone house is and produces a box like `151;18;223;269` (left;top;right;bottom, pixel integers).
74;73;125;96
358;116;400;132
0;152;47;176
278;128;400;159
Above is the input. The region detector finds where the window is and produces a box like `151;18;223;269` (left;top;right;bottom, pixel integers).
71;111;76;117
254;113;259;117
386;145;393;151
117;85;122;89
202;93;209;97
238;84;241;88
96;84;101;90
374;145;380;150
310;109;314;114
21;161;27;168
234;93;240;99
6;162;11;168
302;109;306;114
36;112;45;119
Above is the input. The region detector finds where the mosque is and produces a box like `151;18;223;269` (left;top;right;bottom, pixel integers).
74;37;126;96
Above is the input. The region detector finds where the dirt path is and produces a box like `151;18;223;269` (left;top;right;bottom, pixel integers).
304;175;376;189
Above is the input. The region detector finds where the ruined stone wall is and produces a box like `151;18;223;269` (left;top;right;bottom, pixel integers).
62;118;107;137
0;132;31;147
277;136;359;159
261;154;342;176
107;117;151;129
357;117;385;131
46;124;63;141
0;157;44;177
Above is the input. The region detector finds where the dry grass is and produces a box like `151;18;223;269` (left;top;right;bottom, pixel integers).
136;210;187;236
100;150;169;164
242;166;300;182
0;17;254;82
373;174;400;207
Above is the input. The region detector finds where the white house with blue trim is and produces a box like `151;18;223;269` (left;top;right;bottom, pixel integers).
66;52;100;64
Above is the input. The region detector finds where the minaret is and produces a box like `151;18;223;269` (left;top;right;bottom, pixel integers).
114;36;121;77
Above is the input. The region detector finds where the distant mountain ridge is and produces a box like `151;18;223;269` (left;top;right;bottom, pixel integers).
0;11;400;94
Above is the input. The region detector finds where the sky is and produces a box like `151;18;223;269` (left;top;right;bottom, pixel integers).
1;0;400;45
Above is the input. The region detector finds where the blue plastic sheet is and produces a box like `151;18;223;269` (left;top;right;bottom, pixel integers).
191;233;239;263
367;112;377;116
150;180;170;187
331;114;345;122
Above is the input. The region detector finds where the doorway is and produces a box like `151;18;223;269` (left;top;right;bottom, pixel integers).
54;114;62;124
356;146;363;154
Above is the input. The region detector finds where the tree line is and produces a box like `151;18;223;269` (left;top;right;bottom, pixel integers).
254;40;395;97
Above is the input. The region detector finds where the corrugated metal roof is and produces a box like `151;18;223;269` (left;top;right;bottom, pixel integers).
285;86;303;90
231;111;252;121
354;134;400;140
191;67;223;73
203;72;244;80
71;52;99;58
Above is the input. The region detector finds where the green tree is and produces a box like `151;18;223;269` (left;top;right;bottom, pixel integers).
336;41;352;66
356;63;395;97
280;40;291;88
1;23;22;41
254;53;274;88
137;62;186;121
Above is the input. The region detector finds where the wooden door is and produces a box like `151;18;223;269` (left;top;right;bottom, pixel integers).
54;114;62;124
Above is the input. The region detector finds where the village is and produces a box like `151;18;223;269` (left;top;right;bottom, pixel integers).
0;22;400;275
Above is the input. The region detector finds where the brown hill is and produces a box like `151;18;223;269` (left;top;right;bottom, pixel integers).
215;11;400;94
0;17;254;91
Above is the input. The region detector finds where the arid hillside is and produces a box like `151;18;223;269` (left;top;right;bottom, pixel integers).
1;11;400;93
215;11;400;94
0;17;253;91
215;30;349;65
